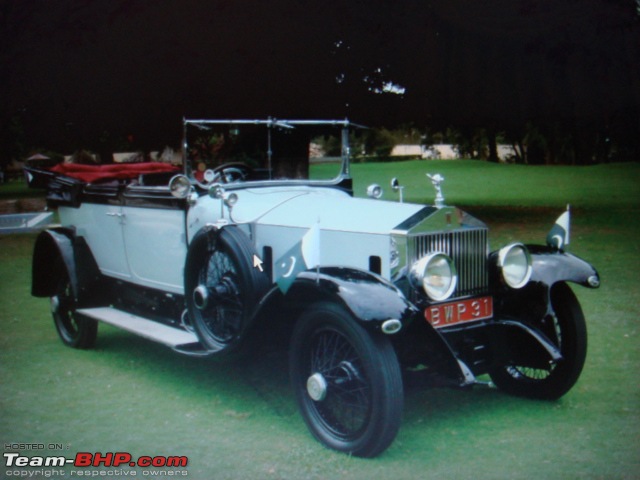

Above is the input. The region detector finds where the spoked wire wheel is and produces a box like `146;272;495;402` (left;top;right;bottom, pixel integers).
186;226;268;353
489;282;587;400
308;327;372;437
290;302;403;457
51;263;97;349
196;248;243;343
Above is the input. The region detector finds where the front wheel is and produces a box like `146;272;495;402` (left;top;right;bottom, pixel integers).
489;282;587;400
289;302;404;457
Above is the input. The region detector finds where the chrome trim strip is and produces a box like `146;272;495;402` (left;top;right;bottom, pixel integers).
205;176;354;193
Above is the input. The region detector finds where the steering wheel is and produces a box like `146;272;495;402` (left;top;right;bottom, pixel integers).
197;162;253;188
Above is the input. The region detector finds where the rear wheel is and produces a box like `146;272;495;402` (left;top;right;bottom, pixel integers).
289;302;403;457
489;282;587;400
51;265;97;349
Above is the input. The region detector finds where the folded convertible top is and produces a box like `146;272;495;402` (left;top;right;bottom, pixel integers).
49;162;179;183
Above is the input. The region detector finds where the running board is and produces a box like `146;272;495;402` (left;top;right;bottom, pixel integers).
77;307;206;354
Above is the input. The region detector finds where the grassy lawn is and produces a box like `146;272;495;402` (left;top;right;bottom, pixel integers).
1;161;639;479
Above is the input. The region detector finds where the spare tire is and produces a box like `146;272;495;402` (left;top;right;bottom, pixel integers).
185;225;269;354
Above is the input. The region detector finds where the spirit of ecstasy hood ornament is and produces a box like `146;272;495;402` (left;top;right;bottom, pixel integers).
426;173;445;208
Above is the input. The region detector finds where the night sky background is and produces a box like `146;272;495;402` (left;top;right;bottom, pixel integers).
1;0;639;157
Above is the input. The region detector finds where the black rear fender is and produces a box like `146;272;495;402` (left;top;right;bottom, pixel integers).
32;228;102;304
32;228;77;297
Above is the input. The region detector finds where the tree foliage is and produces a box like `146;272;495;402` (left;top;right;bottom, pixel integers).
1;1;638;165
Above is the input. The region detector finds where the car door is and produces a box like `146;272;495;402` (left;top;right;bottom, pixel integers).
79;184;131;280
121;184;189;294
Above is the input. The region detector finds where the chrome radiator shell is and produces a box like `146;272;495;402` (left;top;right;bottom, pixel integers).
392;206;489;299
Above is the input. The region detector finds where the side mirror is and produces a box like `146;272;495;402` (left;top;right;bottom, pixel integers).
169;174;198;206
169;175;192;199
390;178;404;203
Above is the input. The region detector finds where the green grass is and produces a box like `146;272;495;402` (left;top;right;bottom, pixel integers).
313;159;640;209
0;179;46;199
2;161;639;479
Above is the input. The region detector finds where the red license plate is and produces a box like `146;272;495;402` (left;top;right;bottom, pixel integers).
425;296;493;328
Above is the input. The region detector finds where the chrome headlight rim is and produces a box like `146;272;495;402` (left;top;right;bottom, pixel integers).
497;243;533;289
411;252;458;301
169;174;192;198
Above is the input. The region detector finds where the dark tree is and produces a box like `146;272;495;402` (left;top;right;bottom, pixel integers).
1;0;638;165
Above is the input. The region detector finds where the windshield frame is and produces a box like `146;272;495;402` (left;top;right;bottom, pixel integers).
181;118;365;191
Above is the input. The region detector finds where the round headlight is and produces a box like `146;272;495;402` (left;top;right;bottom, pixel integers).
366;184;383;199
411;252;457;301
497;243;532;289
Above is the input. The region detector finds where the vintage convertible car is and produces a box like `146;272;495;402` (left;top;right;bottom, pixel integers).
26;119;600;457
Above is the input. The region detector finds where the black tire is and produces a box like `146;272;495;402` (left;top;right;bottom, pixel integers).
289;302;403;457
489;282;587;400
185;226;269;353
51;263;97;349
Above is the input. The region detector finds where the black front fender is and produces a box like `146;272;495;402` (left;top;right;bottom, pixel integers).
252;267;479;386
527;245;600;289
250;266;419;335
290;268;478;385
286;267;419;330
491;246;599;325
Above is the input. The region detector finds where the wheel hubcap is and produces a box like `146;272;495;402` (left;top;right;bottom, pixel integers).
50;295;60;313
306;372;328;402
193;285;209;310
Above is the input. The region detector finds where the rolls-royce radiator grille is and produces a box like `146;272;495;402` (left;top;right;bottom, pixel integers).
408;229;489;298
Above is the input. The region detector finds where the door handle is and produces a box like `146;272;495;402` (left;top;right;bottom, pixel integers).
106;212;125;217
